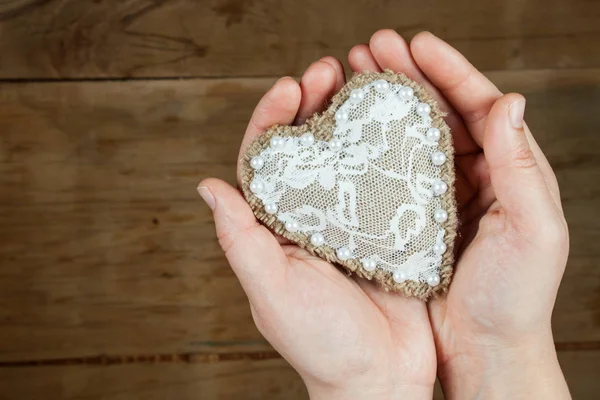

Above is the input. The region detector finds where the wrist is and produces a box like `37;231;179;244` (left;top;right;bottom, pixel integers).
305;377;434;400
438;332;570;400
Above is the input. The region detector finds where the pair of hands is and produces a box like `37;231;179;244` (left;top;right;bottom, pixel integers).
199;30;571;399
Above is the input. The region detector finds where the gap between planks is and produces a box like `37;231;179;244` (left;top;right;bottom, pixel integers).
1;342;599;367
0;67;598;84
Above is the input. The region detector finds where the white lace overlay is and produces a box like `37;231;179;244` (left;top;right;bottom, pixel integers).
251;81;447;283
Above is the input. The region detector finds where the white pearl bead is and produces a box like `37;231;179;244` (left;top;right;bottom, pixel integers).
432;151;447;166
433;241;447;255
427;274;441;287
250;156;264;170
362;259;377;272
270;136;285;149
310;232;325;246
300;133;315;147
432;180;448;196
416;102;431;117
249;179;265;194
374;80;390;93
426;128;441;142
264;203;278;215
393;270;408;283
285;221;300;233
349;89;365;103
329;138;344;152
434;209;448;223
398;86;414;101
336;247;351;260
335;109;349;123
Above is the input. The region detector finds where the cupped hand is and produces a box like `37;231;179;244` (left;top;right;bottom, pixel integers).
199;59;436;399
350;30;570;398
199;29;572;399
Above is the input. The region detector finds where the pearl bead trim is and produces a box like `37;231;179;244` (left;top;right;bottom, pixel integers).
426;128;441;142
285;221;300;232
433;180;448;196
300;133;315;147
249;179;265;194
270;136;285;150
393;270;407;283
329;138;344;152
249;77;450;286
416;102;431;117
250;156;264;170
350;89;365;104
310;232;325;246
427;274;441;287
362;259;377;272
336;247;352;260
264;203;278;215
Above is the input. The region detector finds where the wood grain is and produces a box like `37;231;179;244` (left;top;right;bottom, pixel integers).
1;1;598;397
0;358;309;400
0;78;272;362
1;70;600;365
0;69;599;398
559;351;600;400
0;352;597;399
0;0;599;79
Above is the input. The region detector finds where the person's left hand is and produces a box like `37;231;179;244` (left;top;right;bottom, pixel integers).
199;57;436;399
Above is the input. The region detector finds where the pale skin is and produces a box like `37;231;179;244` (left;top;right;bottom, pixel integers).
198;30;571;399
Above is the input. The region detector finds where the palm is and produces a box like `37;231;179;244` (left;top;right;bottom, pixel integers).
428;150;506;352
266;146;495;385
430;146;563;353
257;245;436;388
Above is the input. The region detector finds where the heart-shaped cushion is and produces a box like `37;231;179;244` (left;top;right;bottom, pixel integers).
240;70;457;299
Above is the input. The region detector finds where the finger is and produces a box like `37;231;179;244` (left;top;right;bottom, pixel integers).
483;94;557;227
369;29;431;84
295;61;338;124
410;33;562;208
524;123;562;211
198;178;288;303
368;29;476;155
348;44;381;72
319;56;346;92
237;77;301;185
410;32;501;149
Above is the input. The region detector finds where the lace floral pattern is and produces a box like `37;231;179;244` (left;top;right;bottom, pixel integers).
249;80;448;284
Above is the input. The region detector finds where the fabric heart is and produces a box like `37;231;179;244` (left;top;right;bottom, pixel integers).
240;70;457;299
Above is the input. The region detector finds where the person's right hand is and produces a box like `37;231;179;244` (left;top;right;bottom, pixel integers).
348;30;571;399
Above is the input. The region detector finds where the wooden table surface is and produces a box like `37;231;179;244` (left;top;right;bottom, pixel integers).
0;1;599;398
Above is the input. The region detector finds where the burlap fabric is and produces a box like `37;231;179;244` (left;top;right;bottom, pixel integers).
239;70;457;300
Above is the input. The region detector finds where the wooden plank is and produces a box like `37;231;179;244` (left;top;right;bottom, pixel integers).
0;0;599;79
0;352;597;399
559;351;600;400
0;69;599;364
0;79;273;362
0;358;309;400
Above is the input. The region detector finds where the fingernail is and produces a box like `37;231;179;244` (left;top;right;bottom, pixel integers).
197;185;215;211
508;98;526;129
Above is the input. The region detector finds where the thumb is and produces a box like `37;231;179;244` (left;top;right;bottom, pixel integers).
197;178;288;302
483;93;557;228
